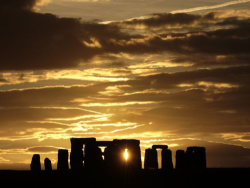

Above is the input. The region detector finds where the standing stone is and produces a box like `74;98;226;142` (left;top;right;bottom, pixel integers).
57;149;69;171
186;147;195;169
162;148;173;170
104;144;115;170
152;145;168;150
175;150;186;169
112;139;142;173
144;148;158;169
186;146;207;169
70;138;96;170
193;147;206;169
84;142;103;170
44;157;52;171
30;154;41;171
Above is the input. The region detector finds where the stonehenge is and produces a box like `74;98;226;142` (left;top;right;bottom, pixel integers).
30;137;206;172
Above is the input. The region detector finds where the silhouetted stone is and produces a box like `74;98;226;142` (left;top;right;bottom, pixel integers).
84;143;103;170
67;137;207;176
57;149;69;171
114;139;142;172
186;146;206;169
70;138;95;170
102;139;142;178
96;141;113;170
162;148;173;170
70;137;142;174
175;150;186;169
30;154;41;171
186;147;195;169
96;141;113;147
193;147;206;169
144;148;158;170
70;138;106;170
103;144;117;171
152;145;168;150
44;157;52;171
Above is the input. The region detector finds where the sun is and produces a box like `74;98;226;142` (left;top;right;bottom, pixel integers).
124;149;129;161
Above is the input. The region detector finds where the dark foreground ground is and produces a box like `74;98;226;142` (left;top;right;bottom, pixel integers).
0;168;249;188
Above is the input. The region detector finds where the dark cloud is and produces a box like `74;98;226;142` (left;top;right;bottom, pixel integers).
1;4;250;71
106;62;128;68
0;108;94;122
116;12;216;28
99;14;250;67
0;10;96;70
1;0;38;10
97;31;250;58
214;17;250;38
103;14;250;68
172;54;250;67
0;84;108;107
0;0;107;71
0;0;138;71
0;75;7;83
82;22;131;40
121;66;250;90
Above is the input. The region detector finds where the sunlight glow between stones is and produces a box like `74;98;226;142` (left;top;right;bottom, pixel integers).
124;149;129;161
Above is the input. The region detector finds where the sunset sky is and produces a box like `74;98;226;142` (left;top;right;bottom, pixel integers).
1;0;250;170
